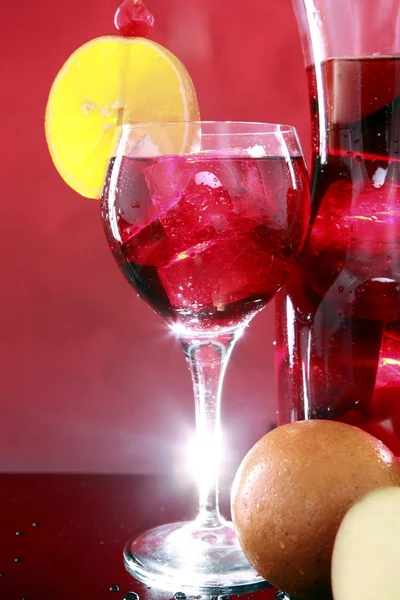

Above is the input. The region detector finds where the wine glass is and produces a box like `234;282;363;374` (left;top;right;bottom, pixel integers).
101;121;310;593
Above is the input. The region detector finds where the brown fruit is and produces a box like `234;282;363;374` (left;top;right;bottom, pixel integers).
231;420;400;600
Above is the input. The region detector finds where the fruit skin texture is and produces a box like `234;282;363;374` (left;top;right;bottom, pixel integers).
231;420;400;600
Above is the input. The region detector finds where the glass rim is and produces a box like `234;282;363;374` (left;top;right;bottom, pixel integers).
119;120;298;135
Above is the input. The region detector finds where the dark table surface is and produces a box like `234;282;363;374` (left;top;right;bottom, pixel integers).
0;474;281;600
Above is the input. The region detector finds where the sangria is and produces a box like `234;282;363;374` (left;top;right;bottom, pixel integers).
102;121;310;591
102;152;309;334
276;52;400;455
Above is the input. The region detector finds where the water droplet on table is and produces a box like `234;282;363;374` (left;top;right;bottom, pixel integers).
0;572;5;577
123;593;139;600
15;531;24;536
110;585;120;592
173;593;186;600
218;596;230;600
14;557;23;563
32;522;40;527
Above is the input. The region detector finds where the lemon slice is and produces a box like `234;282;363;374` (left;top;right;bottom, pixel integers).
45;36;200;198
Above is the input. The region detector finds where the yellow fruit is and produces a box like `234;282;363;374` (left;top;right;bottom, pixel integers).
45;36;200;199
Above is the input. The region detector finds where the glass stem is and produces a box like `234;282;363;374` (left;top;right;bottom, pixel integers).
180;333;238;529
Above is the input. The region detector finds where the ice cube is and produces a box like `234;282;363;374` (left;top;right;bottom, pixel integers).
157;233;285;311
246;144;266;158
232;157;291;230
113;156;157;243
309;180;400;307
311;179;400;258
122;218;179;267
194;170;223;188
125;133;162;158
143;156;195;214
160;167;235;246
372;167;387;188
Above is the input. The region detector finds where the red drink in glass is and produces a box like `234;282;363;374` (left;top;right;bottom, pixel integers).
101;122;309;591
102;154;309;334
276;56;400;455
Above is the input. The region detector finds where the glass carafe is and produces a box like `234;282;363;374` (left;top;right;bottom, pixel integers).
275;0;400;456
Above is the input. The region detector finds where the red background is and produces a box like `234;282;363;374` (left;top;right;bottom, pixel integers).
1;0;309;474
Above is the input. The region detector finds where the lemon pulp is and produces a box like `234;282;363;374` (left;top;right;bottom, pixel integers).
45;36;200;198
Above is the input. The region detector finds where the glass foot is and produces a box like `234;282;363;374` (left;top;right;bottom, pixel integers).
123;520;269;593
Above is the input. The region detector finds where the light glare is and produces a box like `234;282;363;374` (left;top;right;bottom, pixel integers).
186;429;224;495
